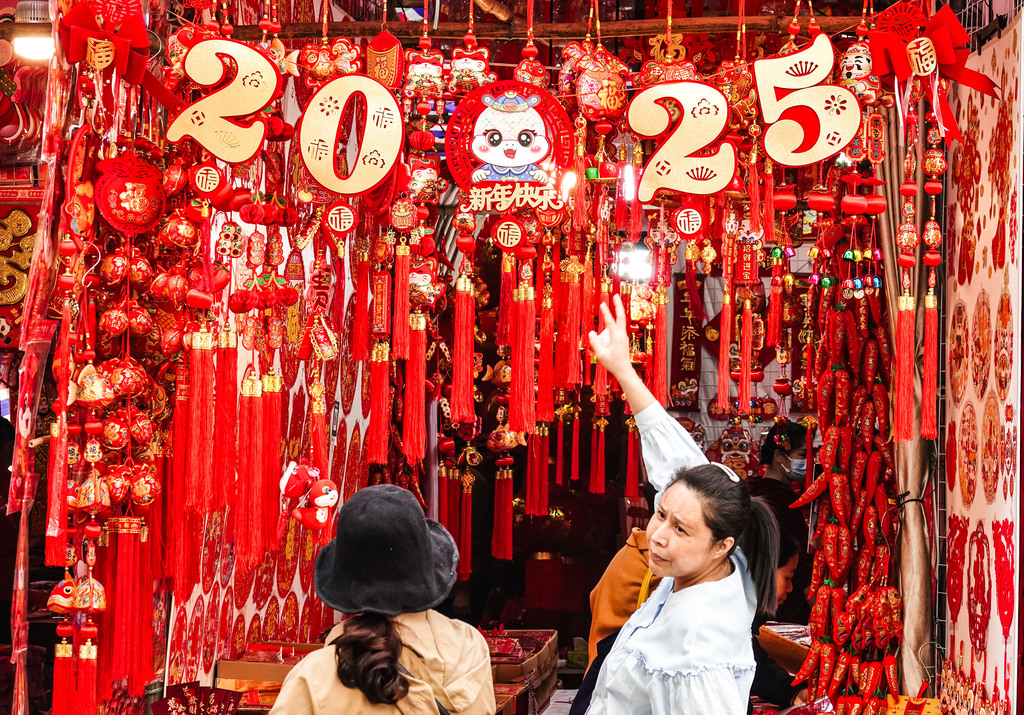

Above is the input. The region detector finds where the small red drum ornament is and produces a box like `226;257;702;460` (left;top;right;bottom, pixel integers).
95;153;166;234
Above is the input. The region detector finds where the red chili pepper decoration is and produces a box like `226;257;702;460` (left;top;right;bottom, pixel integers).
820;426;842;473
855;546;874;590
871;383;890;439
874;485;892;540
848;695;865;715
836;427;853;473
850;492;868;537
862;338;879;386
862;503;878;546
851;385;869;426
849;654;861;690
864;452;883;502
830;470;849;528
792;640;822;686
834;368;850;426
834;608;853;647
792;473;830;509
816;642;837;699
883;653;899;695
810;583;833;639
855;294;870;338
875;328;892;382
810;548;827;593
829;650;852;701
873;435;895;479
819;286;835;334
824;523;841;579
814;499;833;540
869;697;889;715
859;400;876;449
850;451;869;498
864;661;882;697
846;311;863;371
873;543;891;584
837;525;853;579
818;369;836;430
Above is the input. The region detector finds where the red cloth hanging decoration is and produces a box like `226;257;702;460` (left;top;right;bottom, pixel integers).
451;274;476;423
402;315;428;464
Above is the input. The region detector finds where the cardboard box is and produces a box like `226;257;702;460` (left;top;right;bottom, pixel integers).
216;643;318;705
491;630;558;684
495;693;515;715
534;669;557;712
755;625;809;676
494;681;530;713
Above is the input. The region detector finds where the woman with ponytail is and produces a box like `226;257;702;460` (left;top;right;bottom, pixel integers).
272;485;495;715
581;296;780;715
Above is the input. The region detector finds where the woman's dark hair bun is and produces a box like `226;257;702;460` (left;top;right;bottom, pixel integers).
333;613;409;705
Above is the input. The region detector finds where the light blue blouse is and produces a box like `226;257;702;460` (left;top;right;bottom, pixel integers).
586;402;758;715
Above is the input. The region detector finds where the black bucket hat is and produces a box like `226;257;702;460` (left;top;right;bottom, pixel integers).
314;485;458;616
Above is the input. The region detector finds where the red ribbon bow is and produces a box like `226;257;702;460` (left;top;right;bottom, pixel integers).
868;5;999;144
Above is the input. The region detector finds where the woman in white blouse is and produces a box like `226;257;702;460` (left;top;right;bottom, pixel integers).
585;296;780;715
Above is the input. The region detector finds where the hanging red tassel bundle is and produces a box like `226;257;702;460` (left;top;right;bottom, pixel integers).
615;144;629;228
510;277;536;434
45;420;68;566
525;433;540;515
187;329;215;512
556;261;583;388
628;143;643;243
310;378;329;472
262;375;284;550
438;466;450;533
170;364;190;592
234;372;263;572
353;252;371;361
570;414;581;482
922;293;939;439
766;260;784;348
538;426;549;513
748;162;762;234
457;471;474;580
762;162;775;244
895;295;915;441
717;290;733;411
492;463;514;560
51;623;73;715
739;301;753;413
572;127;589;232
590;419;606;494
213;330;237;512
536;285;555;422
555;417;565;485
447;467;461;546
77;623;99;715
625;417;639;500
368;342;392;464
497;253;515;346
392;244;411;359
684;260;706;325
581;265;594;388
652;289;668;406
403;315;428;464
451;274;476;424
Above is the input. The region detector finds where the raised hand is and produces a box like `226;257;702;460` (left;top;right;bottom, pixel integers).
589;294;632;379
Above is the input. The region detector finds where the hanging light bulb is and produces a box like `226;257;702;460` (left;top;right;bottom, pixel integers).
13;1;53;60
560;170;577;202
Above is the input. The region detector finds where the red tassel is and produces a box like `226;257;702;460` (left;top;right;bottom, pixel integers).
539;428;549;514
804;423;816;491
767;262;784;348
763;170;775;244
895;296;915;442
310;380;329;473
525;434;539;515
615;146;629;229
368;343;392;464
132;535;154;694
187;330;215;513
629;145;643;243
536;287;555;423
458;472;473;579
170;365;190;593
685;260;706;324
402;316;428;464
451;274;476;424
492;468;514;560
392;245;411;360
581;267;595;387
922;293;939;440
652;291;668;407
555;418;565;486
76;628;98;715
572;139;589;232
510;279;536;434
262;376;283;550
51;634;73;715
353;254;371;361
739;301;753;414
45;418;68;566
717;291;733;410
235;372;264;572
447;469;462;546
590;422;606;494
570;415;580;482
748;163;762;234
497;253;515;346
213;332;237;512
558;269;583;388
625;422;639;500
438;467;450;532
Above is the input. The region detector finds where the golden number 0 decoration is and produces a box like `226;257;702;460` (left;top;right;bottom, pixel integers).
628;81;736;201
753;34;861;167
299;75;405;196
166;39;282;164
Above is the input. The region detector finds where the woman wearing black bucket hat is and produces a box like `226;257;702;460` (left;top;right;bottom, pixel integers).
271;485;496;714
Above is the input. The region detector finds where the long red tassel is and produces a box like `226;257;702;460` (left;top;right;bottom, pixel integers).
739;301;753;413
392;245;411;359
234;375;254;571
52;629;73;715
538;427;549;512
438;466;450;532
368;342;392;464
895;296;915;441
536;286;555;422
570;415;580;482
132;533;154;695
767;261;784;348
625;421;639;499
748;163;762;234
353;253;371;361
188;330;215;512
492;468;514;560
615;145;629;229
763;169;775;244
525;434;538;515
45;419;68;566
562;273;583;387
238;372;265;572
581;266;594;387
652;291;668;406
402;316;427;464
685;260;706;324
497;253;515;347
590;422;605;494
717;290;733;410
510;279;536;434
457;472;473;579
451;274;475;423
170;365;190;596
213;331;237;512
804;423;816;491
310;379;329;473
77;626;98;715
555;418;565;485
447;468;462;546
572;138;589;232
921;293;939;439
262;376;283;551
628;144;643;243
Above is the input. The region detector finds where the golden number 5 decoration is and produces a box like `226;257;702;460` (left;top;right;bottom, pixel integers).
753;34;861;167
627;80;736;201
166;39;282;164
298;74;405;196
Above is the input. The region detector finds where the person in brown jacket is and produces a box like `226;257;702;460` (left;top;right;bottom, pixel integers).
271;485;496;715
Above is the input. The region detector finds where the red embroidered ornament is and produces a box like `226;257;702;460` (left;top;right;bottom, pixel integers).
94;153;166;235
946;513;969;625
967;521;991;653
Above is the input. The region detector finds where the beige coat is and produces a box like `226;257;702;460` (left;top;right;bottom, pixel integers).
270;610;496;715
